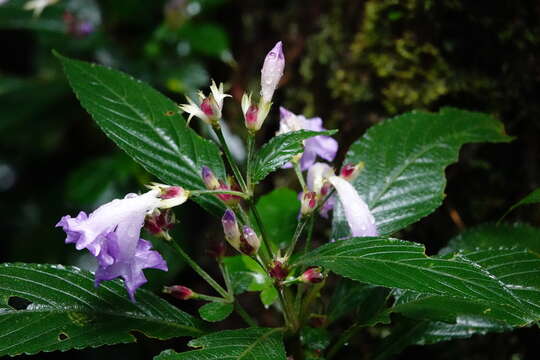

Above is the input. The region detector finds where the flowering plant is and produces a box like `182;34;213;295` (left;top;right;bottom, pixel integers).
1;41;539;360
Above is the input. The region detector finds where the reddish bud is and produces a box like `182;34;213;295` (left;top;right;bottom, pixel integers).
300;267;324;284
200;98;214;116
301;191;317;216
163;285;195;300
145;209;175;239
340;162;364;182
269;260;288;281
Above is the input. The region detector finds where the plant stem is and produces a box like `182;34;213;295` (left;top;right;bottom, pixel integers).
246;134;255;192
293;161;306;190
326;322;364;360
249;199;273;263
300;279;325;325
215;125;248;193
235;301;258;327
196;293;229;303
168;239;230;299
284;218;307;259
190;189;249;199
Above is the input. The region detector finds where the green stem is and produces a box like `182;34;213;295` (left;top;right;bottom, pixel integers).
196;293;229;303
284;218;307;259
191;189;249;199
249;199;273;263
300;279;325;325
293;161;306;190
215;125;248;193
235;301;258;327
326;322;364;360
246;134;255;192
218;262;234;298
168;240;230;299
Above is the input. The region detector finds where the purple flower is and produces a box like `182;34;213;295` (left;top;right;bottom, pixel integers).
260;41;285;103
278;107;338;170
328;176;378;237
56;189;168;301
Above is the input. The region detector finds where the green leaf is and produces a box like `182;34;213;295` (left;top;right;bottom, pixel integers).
441;222;540;255
296;238;540;326
255;188;300;250
56;53;226;215
251;130;337;185
0;263;204;356
300;326;331;351
333;108;512;238
198;302;233;322
260;286;278;308
155;327;286;360
500;188;540;222
178;23;229;57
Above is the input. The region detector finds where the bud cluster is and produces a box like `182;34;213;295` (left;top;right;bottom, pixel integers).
201;166;242;206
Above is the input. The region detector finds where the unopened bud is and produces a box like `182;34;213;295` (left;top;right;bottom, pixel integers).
301;191;318;216
240;226;260;255
222;209;241;250
145;209;175;240
148;183;189;208
300;267;324;284
201;166;220;190
200;97;214;117
163;285;195;300
340;162;364;182
260;41;285;103
245;104;259;131
269;260;288;281
216;180;242;206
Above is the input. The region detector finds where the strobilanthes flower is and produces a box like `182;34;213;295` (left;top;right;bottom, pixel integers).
221;209;241;250
179;80;230;126
277;107;338;170
260;41;285;103
56;186;188;301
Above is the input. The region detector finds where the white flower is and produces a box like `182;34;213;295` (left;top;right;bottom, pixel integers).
179;80;230;126
260;41;285;103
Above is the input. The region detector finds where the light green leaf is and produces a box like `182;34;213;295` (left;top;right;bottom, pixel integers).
56;53;226;215
255;188;300;250
0;263;204;357
499;188;540;222
251;130;337;185
260;286;278;308
333;108;512;238
296;238;540;326
222;255;268;294
198;302;233;322
155;327;286;360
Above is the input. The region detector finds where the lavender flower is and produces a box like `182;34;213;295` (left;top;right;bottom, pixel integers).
278;107;338;170
328;176;378;237
56;189;174;301
260;41;285;103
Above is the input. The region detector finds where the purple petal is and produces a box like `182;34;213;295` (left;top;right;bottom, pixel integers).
306;135;338;162
301;116;324;132
299;149;317;171
320;196;336;219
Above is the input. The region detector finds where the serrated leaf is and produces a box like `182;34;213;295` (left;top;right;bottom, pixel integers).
296;238;540;326
155;327;286;360
0;263;203;356
333;108;512;238
255;188;300;250
198;302;233;322
56;53;226;215
440;223;540;255
500;188;540;222
251;130;337;184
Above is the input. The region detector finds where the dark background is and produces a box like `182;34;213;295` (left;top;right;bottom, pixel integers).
1;0;539;358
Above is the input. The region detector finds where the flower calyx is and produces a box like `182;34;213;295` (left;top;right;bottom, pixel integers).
144;209;176;241
163;285;196;300
179;80;230;127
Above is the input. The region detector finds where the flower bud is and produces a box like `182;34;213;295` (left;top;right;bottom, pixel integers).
300;267;324;284
145;209;175;240
216;179;242;206
147;183;189;209
163;285;195;300
269;260;288;281
260;41;285;103
340;162;364;182
301;191;317;216
201;166;220;190
240;226;260;255
222;209;241;250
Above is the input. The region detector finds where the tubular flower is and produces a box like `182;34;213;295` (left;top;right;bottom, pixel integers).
179;80;230;126
260;41;285;103
328;176;378;237
278;107;338;170
56;188;188;301
306;162;335;218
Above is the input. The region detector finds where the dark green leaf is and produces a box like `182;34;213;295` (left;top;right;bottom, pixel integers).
440;223;540;255
251;130;337;185
300;326;331;351
333;108;512;238
500;188;540;222
255;188;300;250
155;327;286;360
56;53;226;215
0;263;203;356
296;238;540;326
198;302;233;322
